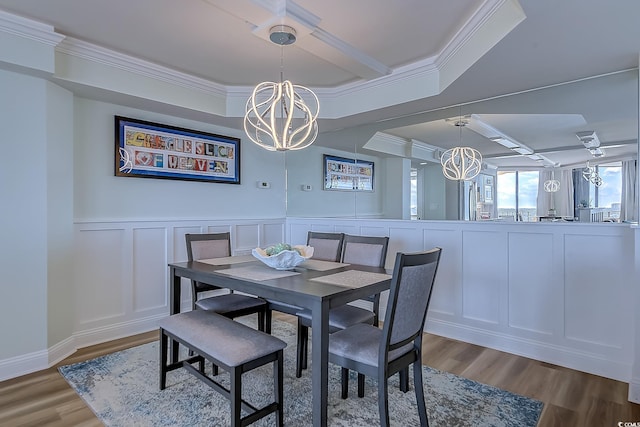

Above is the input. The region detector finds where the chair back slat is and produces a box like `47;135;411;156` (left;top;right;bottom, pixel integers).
186;233;231;261
190;239;229;260
341;235;389;268
185;233;232;297
382;248;442;354
307;232;344;262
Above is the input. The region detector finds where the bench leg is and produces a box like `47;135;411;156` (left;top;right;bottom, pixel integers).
159;329;168;390
230;367;242;427
275;350;284;427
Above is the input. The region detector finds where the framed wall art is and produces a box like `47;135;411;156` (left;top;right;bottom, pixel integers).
323;154;374;191
115;116;240;184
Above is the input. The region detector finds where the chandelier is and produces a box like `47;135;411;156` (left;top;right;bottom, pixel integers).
582;162;603;187
441;117;482;180
244;25;319;151
543;170;560;192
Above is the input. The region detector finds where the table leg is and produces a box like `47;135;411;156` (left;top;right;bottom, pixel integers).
169;267;181;362
311;299;330;427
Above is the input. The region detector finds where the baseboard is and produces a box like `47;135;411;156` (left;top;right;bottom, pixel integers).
73;313;165;349
426;318;631;383
0;313;165;382
629;379;640;403
0;347;49;382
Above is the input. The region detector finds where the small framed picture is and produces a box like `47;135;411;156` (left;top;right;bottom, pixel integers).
323;154;374;191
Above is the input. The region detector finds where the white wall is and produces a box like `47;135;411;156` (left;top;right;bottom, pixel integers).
46;80;75;351
383;157;411;219
419;164;448;220
285;144;384;218
0;75;290;379
0;70;50;360
73;98;287;221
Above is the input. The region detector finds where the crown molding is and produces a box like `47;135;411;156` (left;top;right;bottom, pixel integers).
56;37;227;97
0;10;65;46
0;2;525;120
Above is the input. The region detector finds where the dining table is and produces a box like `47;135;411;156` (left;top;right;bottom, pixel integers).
168;255;392;427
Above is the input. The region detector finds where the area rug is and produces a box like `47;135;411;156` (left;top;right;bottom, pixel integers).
59;318;543;426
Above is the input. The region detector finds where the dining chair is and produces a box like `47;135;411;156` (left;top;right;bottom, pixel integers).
340;234;389;325
328;247;442;427
295;234;389;377
263;231;345;334
185;233;267;332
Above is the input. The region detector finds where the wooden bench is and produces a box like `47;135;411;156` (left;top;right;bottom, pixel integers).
159;310;287;427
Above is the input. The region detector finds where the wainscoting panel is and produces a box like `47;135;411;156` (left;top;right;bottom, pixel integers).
75;228;127;326
461;230;506;325
262;222;286;248
564;233;634;350
388;226;425;261
72;218;285;347
422;227;462;317
507;231;556;336
132;227;167;313
285;217;637;382
60;218;638;384
235;223;261;253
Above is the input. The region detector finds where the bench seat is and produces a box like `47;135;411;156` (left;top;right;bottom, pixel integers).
159;310;287;427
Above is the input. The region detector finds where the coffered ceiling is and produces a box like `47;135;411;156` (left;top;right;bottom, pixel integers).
0;0;638;168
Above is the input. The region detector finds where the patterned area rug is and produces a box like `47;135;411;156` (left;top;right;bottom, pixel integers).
59;318;543;426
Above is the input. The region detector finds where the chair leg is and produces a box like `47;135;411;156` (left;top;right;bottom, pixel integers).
296;321;308;378
258;310;266;332
400;367;410;392
413;361;429;426
341;368;349;399
357;373;365;397
373;295;380;327
265;309;272;334
378;375;391;427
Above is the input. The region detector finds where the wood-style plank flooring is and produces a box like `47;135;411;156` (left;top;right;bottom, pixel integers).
1;314;638;426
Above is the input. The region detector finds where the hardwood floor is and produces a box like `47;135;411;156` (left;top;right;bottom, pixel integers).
1;315;638;426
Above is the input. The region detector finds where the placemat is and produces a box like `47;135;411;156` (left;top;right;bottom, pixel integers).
197;255;256;266
298;259;350;271
310;270;392;288
216;264;300;281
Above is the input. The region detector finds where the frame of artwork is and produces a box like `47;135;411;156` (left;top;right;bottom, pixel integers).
115;116;240;184
323;154;374;191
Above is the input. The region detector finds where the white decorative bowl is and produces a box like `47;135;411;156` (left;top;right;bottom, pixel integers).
252;245;314;270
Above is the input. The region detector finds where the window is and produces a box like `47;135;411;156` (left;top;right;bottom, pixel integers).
496;171;539;221
410;168;418;220
588;163;622;218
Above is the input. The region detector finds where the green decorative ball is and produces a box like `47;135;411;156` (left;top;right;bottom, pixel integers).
265;243;302;256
